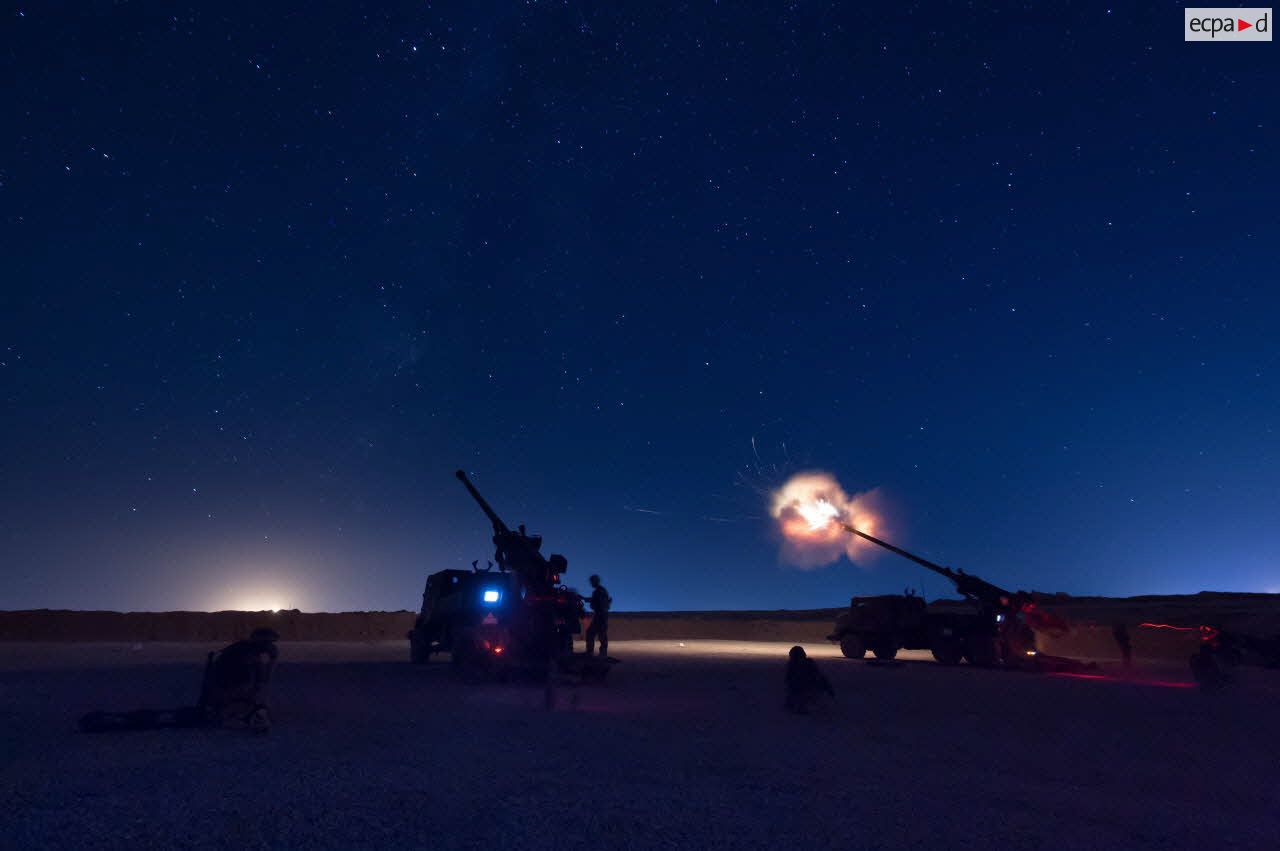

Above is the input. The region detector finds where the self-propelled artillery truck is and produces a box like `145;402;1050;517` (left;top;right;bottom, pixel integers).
408;471;608;681
828;522;1075;669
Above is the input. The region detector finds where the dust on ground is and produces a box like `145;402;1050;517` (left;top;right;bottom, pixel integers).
1;640;1276;850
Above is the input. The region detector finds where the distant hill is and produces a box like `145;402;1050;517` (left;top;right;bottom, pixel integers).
2;593;1277;653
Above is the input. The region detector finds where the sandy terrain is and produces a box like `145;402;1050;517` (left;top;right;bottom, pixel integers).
2;639;1276;850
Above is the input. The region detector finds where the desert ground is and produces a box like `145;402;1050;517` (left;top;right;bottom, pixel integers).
2;638;1277;850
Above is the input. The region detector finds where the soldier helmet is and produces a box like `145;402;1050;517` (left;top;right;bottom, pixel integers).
589;574;600;585
250;627;280;643
789;645;806;660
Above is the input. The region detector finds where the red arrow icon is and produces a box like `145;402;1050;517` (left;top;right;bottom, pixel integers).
1239;18;1252;30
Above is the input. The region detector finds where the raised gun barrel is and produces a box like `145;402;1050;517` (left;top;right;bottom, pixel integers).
455;469;510;535
455;469;554;590
836;522;1014;609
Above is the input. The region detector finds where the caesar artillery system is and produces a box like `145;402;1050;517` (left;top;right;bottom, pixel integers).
827;522;1081;670
408;470;609;682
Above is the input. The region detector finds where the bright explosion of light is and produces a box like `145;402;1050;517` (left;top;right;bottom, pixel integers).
796;497;840;531
770;471;883;568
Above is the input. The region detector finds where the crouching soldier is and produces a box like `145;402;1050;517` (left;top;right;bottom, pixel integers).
785;645;834;714
200;627;279;731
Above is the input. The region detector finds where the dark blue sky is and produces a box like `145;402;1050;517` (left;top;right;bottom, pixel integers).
3;3;1277;612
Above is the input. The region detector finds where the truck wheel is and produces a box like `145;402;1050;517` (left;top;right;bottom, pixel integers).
930;638;963;666
839;634;866;659
872;642;899;661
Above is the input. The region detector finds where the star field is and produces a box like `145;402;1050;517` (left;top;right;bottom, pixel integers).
2;3;1277;612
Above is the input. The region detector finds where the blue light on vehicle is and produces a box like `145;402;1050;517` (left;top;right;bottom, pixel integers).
482;589;501;604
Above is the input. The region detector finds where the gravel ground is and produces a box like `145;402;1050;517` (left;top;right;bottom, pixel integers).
1;640;1276;850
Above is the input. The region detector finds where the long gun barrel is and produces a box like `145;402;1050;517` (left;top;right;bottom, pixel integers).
455;469;511;535
835;522;1014;607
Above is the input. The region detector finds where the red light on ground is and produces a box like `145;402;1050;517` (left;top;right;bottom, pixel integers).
492;646;504;655
1048;672;1195;689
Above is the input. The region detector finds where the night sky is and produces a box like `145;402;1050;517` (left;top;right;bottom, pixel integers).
4;3;1277;613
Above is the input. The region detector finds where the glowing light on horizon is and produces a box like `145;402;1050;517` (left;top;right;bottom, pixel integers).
228;590;294;613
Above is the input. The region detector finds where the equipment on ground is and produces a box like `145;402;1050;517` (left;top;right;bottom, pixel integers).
827;523;1080;670
407;471;609;682
1185;624;1280;690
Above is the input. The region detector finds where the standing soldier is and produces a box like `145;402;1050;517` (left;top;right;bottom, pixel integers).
584;574;611;657
1112;623;1132;670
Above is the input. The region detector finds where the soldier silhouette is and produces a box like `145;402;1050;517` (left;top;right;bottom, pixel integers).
584;574;611;657
1112;623;1132;669
79;626;279;734
200;627;279;731
785;646;835;713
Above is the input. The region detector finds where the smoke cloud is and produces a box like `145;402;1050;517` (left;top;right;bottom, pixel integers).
770;471;886;569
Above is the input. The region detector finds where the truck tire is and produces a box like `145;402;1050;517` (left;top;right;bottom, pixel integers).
871;641;899;661
930;637;963;666
839;634;866;659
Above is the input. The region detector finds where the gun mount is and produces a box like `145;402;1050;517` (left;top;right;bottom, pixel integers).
455;469;563;592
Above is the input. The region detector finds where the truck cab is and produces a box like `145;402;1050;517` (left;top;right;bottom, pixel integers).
828;593;995;665
408;569;517;665
830;594;929;661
